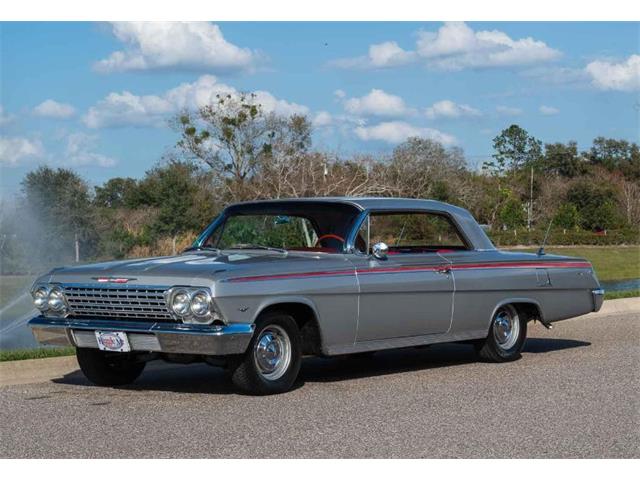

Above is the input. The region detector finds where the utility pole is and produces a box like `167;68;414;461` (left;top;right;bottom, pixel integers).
527;165;534;230
74;232;80;262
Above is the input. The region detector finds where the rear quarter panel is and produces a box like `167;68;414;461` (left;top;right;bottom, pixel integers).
444;251;599;334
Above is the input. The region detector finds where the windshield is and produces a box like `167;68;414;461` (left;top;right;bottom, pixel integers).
199;201;361;253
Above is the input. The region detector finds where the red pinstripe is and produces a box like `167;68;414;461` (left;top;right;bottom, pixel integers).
226;261;592;283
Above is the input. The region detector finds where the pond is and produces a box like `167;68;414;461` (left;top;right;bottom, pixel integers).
600;279;640;292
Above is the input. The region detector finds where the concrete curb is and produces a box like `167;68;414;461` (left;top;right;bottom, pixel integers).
1;297;638;387
0;355;79;387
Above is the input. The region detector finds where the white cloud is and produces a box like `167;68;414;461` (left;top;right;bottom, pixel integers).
496;105;523;116
0;105;15;126
94;22;259;74
343;89;414;117
368;42;416;68
425;100;481;119
0;136;44;166
585;55;640;92
331;41;416;69
333;89;346;99
33;99;76;119
312;111;333;127
354;121;456;145
520;66;589;86
539;105;559;116
416;22;561;70
65;133;117;167
331;22;560;71
84;75;308;129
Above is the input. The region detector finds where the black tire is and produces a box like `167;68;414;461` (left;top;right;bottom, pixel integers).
76;348;146;386
231;312;302;395
475;304;527;362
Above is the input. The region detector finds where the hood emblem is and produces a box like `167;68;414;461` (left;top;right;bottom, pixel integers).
92;277;136;284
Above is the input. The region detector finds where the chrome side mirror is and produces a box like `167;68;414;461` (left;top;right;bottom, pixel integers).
372;242;389;260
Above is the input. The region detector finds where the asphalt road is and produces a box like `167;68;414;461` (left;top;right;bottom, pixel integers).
1;311;638;458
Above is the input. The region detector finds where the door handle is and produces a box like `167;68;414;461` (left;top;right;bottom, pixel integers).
436;266;451;275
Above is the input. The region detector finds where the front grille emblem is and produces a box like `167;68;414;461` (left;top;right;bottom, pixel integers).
92;277;136;284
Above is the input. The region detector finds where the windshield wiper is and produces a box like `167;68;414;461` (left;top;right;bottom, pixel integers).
228;244;288;254
182;246;221;254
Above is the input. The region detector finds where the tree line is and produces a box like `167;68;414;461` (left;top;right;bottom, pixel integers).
1;93;638;274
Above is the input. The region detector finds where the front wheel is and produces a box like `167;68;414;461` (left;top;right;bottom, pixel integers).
231;312;302;395
475;304;527;362
76;348;146;386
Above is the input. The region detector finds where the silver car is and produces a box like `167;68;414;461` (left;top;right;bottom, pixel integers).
29;198;604;395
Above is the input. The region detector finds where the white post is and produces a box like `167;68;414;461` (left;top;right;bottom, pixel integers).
75;233;80;262
528;165;533;230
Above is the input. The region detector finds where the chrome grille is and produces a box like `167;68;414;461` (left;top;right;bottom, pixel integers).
63;285;173;321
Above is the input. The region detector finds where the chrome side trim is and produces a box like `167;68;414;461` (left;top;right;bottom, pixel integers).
29;316;254;356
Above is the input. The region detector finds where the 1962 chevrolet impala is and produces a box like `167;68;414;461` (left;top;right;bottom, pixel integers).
29;198;604;394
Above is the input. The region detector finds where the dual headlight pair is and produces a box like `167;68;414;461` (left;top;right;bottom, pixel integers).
32;284;67;315
166;287;223;325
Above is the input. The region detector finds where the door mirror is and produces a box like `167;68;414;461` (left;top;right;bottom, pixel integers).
372;242;389;260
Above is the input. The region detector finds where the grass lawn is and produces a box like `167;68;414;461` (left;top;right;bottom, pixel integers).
604;289;640;300
508;246;639;282
0;346;75;362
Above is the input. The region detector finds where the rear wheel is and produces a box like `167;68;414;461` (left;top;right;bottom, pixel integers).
76;348;146;386
231;312;302;395
475;304;527;362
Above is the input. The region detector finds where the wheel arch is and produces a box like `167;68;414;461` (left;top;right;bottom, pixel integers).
486;298;544;333
253;297;324;356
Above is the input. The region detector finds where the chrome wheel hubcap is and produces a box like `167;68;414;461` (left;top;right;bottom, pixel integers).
493;306;520;350
253;325;291;381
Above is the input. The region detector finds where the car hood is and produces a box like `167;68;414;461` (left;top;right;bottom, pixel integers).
39;250;353;287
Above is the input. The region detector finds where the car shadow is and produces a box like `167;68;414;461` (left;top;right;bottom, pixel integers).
51;337;590;395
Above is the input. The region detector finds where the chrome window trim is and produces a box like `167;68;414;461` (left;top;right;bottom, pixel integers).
345;207;476;256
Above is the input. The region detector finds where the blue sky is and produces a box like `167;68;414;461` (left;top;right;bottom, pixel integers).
1;21;638;198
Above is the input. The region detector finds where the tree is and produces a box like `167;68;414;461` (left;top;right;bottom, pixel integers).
553;203;580;229
486;125;542;175
587;137;640;180
174;94;315;202
94;177;139;208
498;196;527;229
566;181;624;230
542;142;587;178
175;93;280;183
387;137;466;198
20;166;96;268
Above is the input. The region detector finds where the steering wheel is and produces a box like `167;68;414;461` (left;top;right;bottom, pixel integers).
314;234;345;247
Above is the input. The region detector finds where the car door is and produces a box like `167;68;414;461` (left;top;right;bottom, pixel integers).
348;210;459;342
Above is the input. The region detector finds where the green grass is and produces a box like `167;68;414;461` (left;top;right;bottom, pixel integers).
604;289;640;300
508;246;639;282
0;346;75;362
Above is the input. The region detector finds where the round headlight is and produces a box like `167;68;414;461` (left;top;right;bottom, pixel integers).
47;286;66;312
171;290;190;316
190;291;211;317
33;286;50;310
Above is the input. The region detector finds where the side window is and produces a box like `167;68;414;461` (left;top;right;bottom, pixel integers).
355;212;467;254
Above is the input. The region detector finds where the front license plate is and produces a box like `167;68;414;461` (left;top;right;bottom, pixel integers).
95;331;131;352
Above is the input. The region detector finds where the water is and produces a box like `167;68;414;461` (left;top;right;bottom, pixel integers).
0;291;40;350
600;279;640;292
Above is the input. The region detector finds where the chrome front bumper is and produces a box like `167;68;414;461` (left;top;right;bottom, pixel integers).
28;316;255;356
592;288;605;312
